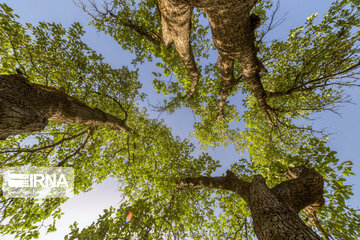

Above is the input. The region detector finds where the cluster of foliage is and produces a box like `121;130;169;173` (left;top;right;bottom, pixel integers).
0;4;218;239
0;0;360;239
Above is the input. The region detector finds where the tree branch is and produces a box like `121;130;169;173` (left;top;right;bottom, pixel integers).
177;170;250;201
179;167;324;217
107;11;163;47
267;62;360;98
57;127;95;167
91;91;128;121
0;128;89;154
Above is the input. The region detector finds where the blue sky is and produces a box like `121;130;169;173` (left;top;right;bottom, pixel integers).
2;0;360;239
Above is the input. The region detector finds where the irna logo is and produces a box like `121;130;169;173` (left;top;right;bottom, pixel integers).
1;167;74;199
7;173;69;188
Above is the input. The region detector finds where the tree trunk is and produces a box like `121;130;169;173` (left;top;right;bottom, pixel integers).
158;0;274;122
158;0;201;97
248;174;322;240
0;74;131;139
179;167;324;240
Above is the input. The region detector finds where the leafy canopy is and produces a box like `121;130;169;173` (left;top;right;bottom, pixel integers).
0;0;360;239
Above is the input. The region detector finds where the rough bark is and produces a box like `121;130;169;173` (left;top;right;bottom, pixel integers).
248;173;322;240
178;167;324;240
217;56;236;119
158;0;201;97
0;74;131;139
158;0;273;122
205;4;271;124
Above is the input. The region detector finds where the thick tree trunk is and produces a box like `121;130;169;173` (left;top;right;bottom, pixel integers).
0;74;131;139
158;0;273;122
248;173;322;240
204;3;271;123
179;167;324;240
158;0;201;97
